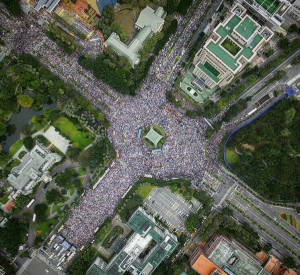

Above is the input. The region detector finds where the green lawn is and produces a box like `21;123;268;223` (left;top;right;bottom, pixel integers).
136;184;156;199
36;218;57;234
9;139;24;156
94;219;113;244
53;117;94;149
226;148;239;165
115;9;134;39
78;167;87;177
30;115;47;131
221;38;240;56
69;186;75;197
6;159;21;172
279;212;300;230
0;193;9;204
52;203;62;214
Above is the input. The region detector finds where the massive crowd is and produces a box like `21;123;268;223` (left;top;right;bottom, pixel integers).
0;0;221;248
152;0;211;85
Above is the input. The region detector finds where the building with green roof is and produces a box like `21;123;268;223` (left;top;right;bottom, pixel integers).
241;0;293;31
180;3;273;103
86;208;178;275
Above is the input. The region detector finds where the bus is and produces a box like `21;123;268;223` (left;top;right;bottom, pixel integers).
27;199;35;208
138;128;142;139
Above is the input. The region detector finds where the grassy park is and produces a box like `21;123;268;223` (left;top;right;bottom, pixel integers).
9;139;24;156
136;183;156;199
53;117;94;149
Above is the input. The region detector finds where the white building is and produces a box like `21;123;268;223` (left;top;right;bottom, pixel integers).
105;6;165;68
7;143;61;195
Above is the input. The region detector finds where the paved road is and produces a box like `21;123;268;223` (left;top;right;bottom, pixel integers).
228;191;300;256
1;1;299;264
238;49;300;101
236;186;300;241
232;210;293;260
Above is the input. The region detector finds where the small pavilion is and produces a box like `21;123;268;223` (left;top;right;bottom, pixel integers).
144;127;162;147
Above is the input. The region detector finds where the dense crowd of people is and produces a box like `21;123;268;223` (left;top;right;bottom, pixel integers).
0;0;221;248
152;0;210;85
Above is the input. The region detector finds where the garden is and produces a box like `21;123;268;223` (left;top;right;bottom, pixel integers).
53;116;94;149
221;38;240;56
102;226;124;249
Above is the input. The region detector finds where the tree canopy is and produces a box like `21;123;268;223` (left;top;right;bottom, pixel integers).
46;188;64;204
17;94;34;108
34;203;48;222
227;98;300;202
66;244;98;275
0;0;22;16
0;218;27;256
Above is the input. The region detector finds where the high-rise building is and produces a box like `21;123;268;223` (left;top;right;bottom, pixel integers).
191;235;270;275
190;234;297;275
86;207;178;275
241;0;293;29
180;3;273;103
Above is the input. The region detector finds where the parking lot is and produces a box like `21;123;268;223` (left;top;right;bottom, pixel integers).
145;187;195;231
21;257;59;275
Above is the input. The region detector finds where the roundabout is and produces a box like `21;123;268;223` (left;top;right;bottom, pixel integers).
142;124;166;149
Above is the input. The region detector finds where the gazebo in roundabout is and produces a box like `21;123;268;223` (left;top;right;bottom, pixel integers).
142;125;166;148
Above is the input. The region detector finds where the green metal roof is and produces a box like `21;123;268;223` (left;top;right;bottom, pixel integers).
208;14;259;71
250;34;263;48
197;63;219;83
207;42;237;71
180;69;212;103
226;15;241;30
235;17;257;40
105;208;178;275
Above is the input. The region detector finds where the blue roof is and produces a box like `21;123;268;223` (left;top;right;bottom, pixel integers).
97;0;117;14
286;87;296;97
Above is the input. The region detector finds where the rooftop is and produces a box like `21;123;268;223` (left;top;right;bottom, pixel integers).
208;237;269;275
105;6;164;68
180;69;212;103
135;6;165;33
197;62;220;83
144;127;163;147
235;17;258;40
208;15;260;71
34;0;60;12
84;0;117;15
192;254;226;275
7;143;61;195
87;208;178;275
